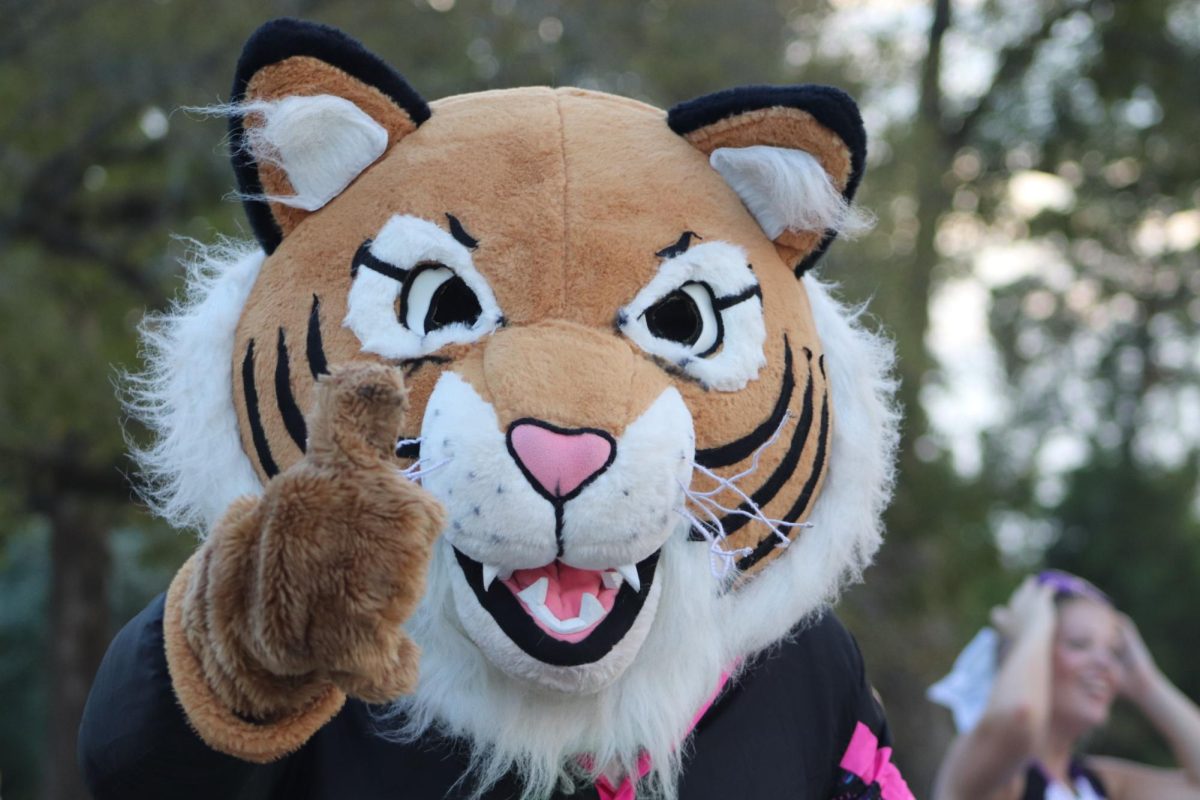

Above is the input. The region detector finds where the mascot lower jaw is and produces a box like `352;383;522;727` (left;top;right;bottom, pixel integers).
449;538;668;693
397;526;733;793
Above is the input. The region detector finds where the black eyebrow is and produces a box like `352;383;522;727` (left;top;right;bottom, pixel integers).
655;230;701;259
713;283;762;310
446;213;479;249
350;239;410;282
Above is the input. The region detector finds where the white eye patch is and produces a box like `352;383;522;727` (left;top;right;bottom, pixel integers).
619;240;766;391
343;214;503;359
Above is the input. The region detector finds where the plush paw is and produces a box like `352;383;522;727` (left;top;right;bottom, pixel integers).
180;361;445;721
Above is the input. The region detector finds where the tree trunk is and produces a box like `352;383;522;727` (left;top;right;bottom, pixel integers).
846;0;956;793
43;495;110;800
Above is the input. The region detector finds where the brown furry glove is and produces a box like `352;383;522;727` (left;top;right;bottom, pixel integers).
163;362;444;760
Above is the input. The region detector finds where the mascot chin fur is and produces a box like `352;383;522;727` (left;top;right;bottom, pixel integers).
79;18;912;800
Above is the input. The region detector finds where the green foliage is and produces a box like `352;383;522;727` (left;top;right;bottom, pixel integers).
1;0;1198;796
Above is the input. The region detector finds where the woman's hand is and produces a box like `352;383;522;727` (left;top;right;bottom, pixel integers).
934;578;1058;800
1117;614;1164;706
990;576;1055;643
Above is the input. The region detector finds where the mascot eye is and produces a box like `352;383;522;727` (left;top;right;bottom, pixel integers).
344;214;503;360
402;264;483;334
618;240;766;391
642;282;720;355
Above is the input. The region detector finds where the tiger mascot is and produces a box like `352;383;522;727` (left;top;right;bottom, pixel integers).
80;18;911;800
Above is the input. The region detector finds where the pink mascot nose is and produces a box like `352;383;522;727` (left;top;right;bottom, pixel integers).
507;421;615;500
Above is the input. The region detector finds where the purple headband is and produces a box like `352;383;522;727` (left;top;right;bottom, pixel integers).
1036;569;1112;606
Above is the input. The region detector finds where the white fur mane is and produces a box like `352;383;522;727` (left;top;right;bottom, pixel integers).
124;240;265;533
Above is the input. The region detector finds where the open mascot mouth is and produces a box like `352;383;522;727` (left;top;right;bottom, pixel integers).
453;547;662;667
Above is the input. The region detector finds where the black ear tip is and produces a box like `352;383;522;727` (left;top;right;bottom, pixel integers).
667;84;869;278
227;18;431;255
245;16;318;40
667;84;864;166
240;17;365;57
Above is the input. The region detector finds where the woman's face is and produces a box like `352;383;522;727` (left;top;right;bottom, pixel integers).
1050;598;1122;735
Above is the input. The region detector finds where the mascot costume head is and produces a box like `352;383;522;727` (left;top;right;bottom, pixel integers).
126;18;900;799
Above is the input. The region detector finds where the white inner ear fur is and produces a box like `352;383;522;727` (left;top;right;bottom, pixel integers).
242;94;389;212
710;145;873;240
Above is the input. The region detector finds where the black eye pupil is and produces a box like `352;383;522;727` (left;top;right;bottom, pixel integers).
645;291;701;345
426;275;482;332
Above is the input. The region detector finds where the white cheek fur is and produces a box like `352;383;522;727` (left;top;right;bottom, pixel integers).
419;372;559;568
561;388;694;568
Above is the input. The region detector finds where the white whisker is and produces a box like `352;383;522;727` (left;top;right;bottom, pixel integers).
690;493;812;530
673;505;750;580
681;481;809;550
399;456;452;485
689;410;793;502
680;405;815;555
689;461;769;511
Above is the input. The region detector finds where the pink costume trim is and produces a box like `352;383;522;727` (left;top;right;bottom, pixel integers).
594;670;732;800
839;722;914;800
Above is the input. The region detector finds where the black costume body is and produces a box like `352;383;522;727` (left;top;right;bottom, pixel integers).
80;595;893;799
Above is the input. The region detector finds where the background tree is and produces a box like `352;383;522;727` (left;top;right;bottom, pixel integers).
1;1;1196;798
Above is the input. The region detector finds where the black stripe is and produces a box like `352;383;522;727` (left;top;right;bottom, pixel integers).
242;339;279;478
737;369;830;572
275;327;307;453
306;294;329;381
401;354;451;378
696;340;795;470
713;284;762;311
352;239;410;283
707;348;814;540
446;213;479;249
655;230;700;259
395;441;420;460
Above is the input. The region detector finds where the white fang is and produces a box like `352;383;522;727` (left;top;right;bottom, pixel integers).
617;564;641;593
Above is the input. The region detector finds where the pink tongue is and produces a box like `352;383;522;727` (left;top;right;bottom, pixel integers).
506;561;610;619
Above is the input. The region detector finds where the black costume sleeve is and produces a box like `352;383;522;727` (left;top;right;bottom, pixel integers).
78;593;290;800
827;624;913;800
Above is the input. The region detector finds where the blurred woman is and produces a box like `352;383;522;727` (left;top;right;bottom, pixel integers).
930;571;1200;800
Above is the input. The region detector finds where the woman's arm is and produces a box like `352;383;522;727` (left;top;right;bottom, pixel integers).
933;578;1056;800
1090;616;1200;800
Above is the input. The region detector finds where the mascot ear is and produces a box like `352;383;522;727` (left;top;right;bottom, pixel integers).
668;86;868;276
230;18;430;254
